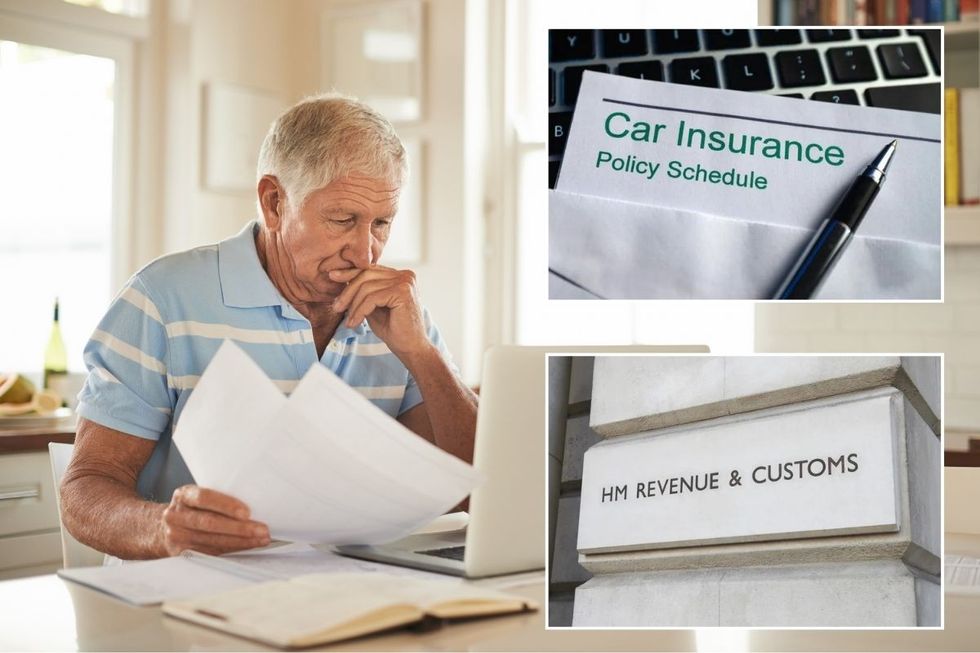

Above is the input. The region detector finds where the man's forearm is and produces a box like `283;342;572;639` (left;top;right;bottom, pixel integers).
401;345;478;463
61;472;167;560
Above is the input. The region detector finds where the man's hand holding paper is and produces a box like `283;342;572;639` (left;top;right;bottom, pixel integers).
550;71;941;299
161;486;271;557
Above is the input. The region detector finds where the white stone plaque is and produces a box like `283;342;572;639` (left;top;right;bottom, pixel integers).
577;391;901;553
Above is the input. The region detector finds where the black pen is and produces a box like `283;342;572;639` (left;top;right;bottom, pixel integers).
773;140;897;300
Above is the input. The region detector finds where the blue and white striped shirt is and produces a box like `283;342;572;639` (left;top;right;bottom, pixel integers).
77;221;453;502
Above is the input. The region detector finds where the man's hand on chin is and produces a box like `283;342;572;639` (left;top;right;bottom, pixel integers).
161;485;271;557
329;263;476;465
329;265;431;359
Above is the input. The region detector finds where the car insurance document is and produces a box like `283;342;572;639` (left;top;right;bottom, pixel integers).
551;71;941;299
173;340;480;544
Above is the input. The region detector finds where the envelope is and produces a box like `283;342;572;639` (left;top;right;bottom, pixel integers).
549;190;941;300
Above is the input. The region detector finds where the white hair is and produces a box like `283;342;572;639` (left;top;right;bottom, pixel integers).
256;92;407;211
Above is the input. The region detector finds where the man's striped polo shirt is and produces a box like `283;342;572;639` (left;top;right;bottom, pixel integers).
76;221;454;503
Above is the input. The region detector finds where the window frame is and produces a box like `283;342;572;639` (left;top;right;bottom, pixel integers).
0;2;138;294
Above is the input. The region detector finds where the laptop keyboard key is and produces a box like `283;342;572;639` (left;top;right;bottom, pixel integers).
653;30;700;54
416;546;466;562
549;69;555;106
858;29;901;38
775;49;826;88
550;30;595;62
550;112;572;157
811;89;860;105
722;53;773;91
877;43;928;78
755;29;802;46
562;64;608;105
865;83;941;114
827;46;877;83
601;30;648;58
703;29;751;50
669;57;719;87
617;60;664;81
549;160;560;189
907;29;941;74
806;29;852;42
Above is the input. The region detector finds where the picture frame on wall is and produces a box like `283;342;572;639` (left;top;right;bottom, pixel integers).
321;0;424;124
201;82;286;192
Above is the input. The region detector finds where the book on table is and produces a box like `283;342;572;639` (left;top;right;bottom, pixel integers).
162;571;537;648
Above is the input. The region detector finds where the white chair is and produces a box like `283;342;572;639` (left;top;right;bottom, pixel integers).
48;443;106;568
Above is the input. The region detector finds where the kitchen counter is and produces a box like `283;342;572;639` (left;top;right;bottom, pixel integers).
0;419;75;454
945;429;980;467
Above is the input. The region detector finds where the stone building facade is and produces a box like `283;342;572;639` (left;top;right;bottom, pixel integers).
548;356;941;627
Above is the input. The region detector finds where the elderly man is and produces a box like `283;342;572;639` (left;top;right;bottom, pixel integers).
61;94;477;559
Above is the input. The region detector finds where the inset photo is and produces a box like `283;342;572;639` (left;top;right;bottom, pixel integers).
548;29;942;300
547;354;941;627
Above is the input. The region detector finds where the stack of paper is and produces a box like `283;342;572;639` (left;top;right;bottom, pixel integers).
173;341;481;544
550;72;941;300
59;543;452;605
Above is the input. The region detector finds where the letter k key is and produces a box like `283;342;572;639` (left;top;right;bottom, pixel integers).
669;56;719;88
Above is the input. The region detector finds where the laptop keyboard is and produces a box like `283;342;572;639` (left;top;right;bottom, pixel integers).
549;28;942;188
415;545;466;562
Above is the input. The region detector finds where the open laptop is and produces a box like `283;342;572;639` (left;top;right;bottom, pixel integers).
335;344;708;577
335;345;544;577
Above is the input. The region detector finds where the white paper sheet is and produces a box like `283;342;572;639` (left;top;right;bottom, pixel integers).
221;542;452;581
59;544;454;605
58;552;276;605
550;190;940;300
551;72;941;299
557;72;941;245
173;341;481;544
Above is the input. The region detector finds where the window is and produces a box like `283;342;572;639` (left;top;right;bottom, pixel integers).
62;0;147;17
503;0;756;354
0;8;135;374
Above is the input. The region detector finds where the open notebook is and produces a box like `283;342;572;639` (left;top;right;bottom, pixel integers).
163;572;537;648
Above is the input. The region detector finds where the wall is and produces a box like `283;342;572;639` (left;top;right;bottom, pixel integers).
548;356;599;626
756;247;980;431
160;0;308;253
153;0;485;380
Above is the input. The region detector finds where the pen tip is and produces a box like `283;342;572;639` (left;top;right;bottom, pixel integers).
863;139;898;180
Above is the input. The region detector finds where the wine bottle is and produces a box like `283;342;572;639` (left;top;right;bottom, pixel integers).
43;298;69;405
